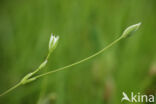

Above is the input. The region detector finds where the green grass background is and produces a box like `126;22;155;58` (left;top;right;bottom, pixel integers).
0;0;156;104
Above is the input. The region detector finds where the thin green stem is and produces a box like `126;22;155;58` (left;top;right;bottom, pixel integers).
0;36;123;97
0;23;141;97
0;82;21;96
0;58;48;96
34;36;123;79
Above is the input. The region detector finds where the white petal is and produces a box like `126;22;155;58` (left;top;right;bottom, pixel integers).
53;36;59;45
49;33;54;49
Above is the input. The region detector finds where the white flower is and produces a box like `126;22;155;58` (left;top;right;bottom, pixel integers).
49;33;59;53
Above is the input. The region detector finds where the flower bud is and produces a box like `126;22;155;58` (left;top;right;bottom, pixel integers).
121;22;141;38
49;33;59;53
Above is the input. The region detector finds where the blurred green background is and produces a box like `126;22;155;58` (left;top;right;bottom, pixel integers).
0;0;156;104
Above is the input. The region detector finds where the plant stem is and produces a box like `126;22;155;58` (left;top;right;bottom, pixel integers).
34;36;123;79
0;36;123;97
0;82;21;96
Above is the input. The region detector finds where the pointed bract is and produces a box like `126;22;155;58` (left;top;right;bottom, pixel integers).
39;60;48;69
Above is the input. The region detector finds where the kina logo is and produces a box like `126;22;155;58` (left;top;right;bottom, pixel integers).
121;92;155;103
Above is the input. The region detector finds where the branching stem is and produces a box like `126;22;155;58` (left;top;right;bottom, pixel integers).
0;36;123;96
0;22;141;97
34;37;122;79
